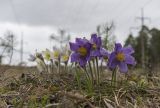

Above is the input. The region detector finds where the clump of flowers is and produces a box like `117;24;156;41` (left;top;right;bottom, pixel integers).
30;33;136;94
29;46;70;74
69;34;136;92
69;34;104;92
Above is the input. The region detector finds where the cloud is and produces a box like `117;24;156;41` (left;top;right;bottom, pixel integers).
0;0;160;33
0;0;160;64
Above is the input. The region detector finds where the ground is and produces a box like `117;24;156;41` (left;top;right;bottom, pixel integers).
0;65;160;108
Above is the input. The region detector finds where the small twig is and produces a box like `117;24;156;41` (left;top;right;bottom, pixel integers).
103;98;114;108
113;91;120;107
0;92;20;98
45;103;62;108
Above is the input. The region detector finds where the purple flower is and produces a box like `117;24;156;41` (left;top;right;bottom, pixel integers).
69;38;92;67
28;54;36;62
100;48;110;60
90;34;102;57
108;43;136;73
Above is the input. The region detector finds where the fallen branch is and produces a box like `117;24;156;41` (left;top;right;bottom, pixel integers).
59;91;98;108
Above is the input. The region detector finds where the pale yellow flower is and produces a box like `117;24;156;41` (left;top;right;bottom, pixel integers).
42;49;51;61
53;51;60;60
36;58;47;72
61;54;69;62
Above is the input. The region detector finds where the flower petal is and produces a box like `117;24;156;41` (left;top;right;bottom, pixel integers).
115;43;122;52
84;42;92;50
79;58;87;67
71;53;79;62
108;52;118;69
90;34;97;43
96;37;102;47
125;54;136;65
28;54;36;61
69;42;79;51
86;54;91;61
91;49;101;56
100;48;110;57
122;45;134;54
90;34;102;48
76;38;88;45
109;59;118;69
118;62;128;73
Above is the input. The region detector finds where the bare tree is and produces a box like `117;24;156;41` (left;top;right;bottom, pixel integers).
0;30;17;64
50;29;70;48
97;22;115;50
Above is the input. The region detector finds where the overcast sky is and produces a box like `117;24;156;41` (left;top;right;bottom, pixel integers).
0;0;160;65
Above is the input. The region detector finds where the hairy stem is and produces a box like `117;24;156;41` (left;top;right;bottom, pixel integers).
89;61;94;86
111;68;117;88
96;57;100;86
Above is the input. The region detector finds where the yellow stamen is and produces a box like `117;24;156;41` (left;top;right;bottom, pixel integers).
92;43;97;49
45;53;50;60
53;51;59;59
103;56;108;61
78;47;87;56
116;52;125;61
62;55;69;61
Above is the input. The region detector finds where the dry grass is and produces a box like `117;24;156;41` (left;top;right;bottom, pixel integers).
0;65;160;108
